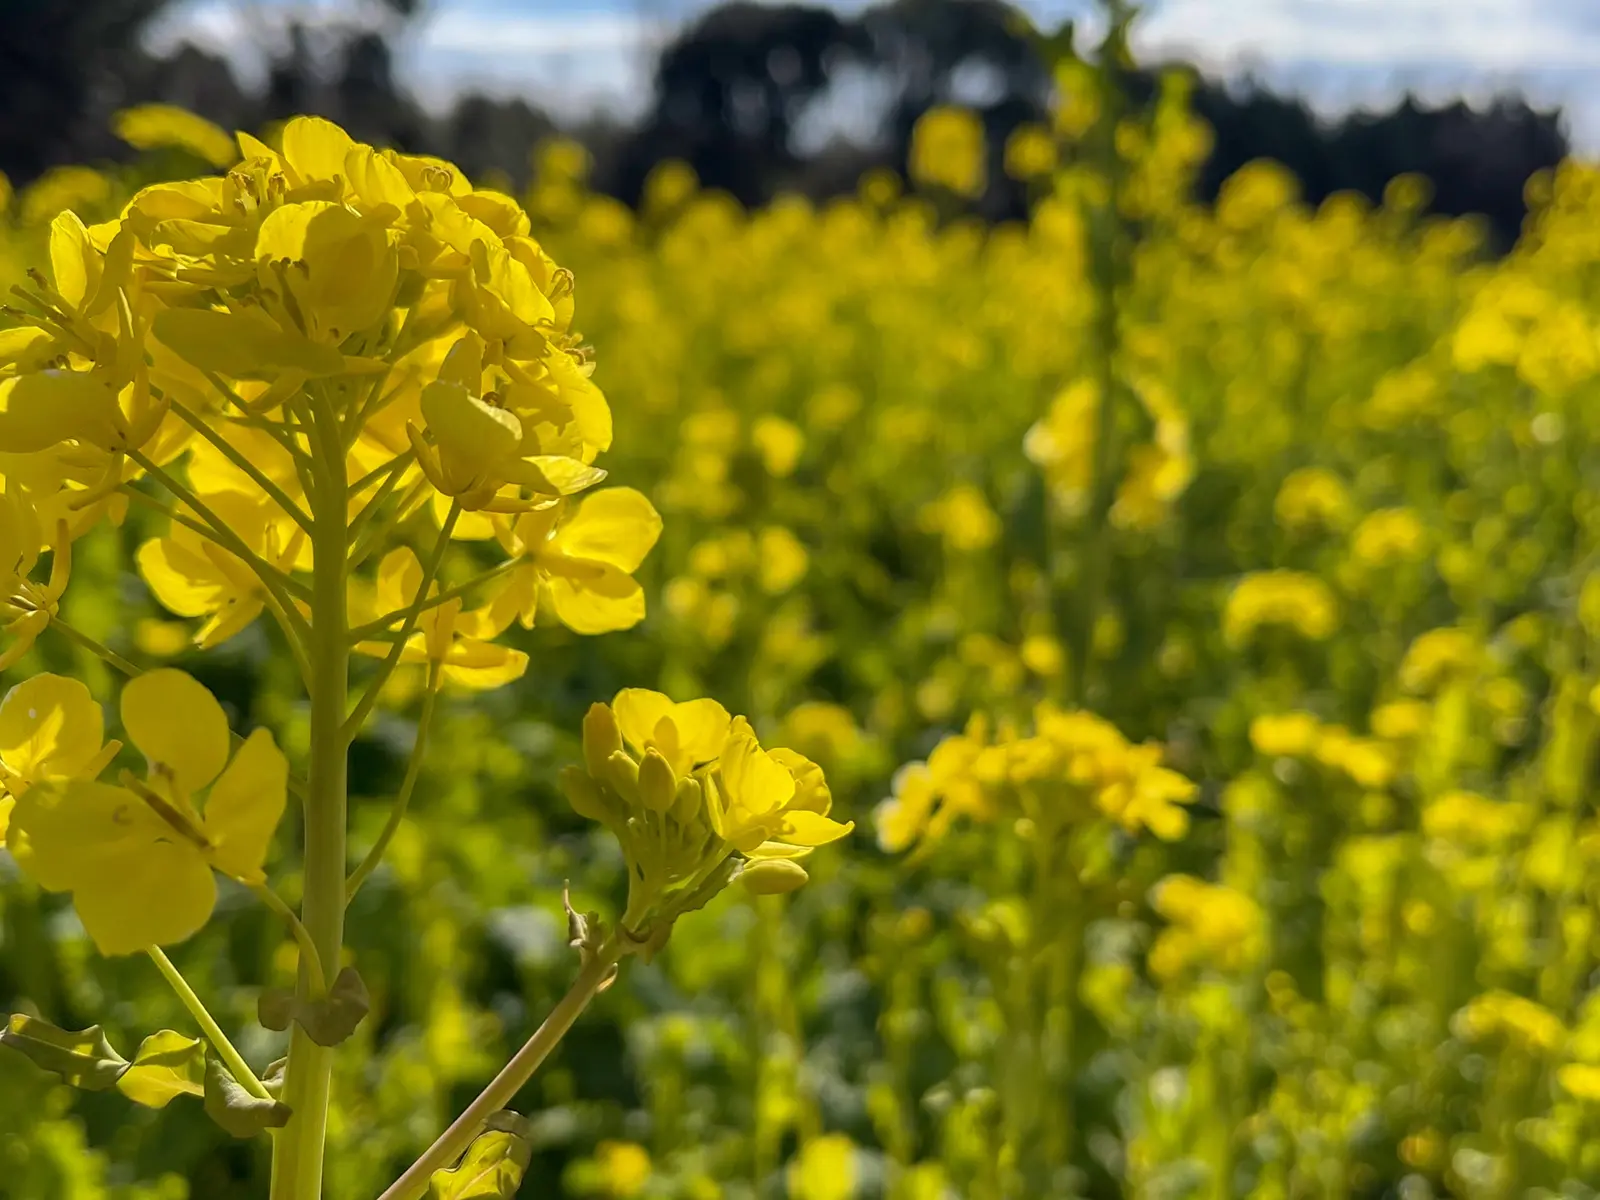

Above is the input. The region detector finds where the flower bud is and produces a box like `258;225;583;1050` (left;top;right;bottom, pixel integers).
638;748;677;813
671;775;702;826
605;749;641;804
582;703;623;779
738;858;809;895
559;765;617;825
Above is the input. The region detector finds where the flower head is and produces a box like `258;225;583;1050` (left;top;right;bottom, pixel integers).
8;669;288;955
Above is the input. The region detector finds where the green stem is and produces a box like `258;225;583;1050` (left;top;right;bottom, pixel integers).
269;397;351;1200
250;884;329;997
146;946;271;1100
345;670;440;901
165;394;315;536
374;948;620;1200
48;614;140;677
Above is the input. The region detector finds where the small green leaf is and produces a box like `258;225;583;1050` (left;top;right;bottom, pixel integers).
1;1014;129;1091
428;1112;533;1199
203;1057;291;1138
257;966;371;1047
117;1030;206;1108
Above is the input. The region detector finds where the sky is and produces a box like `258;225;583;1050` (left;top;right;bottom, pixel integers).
145;0;1600;149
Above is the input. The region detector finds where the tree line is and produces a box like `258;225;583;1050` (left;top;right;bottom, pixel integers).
0;0;1567;249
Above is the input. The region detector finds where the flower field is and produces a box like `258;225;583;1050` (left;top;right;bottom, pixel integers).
2;40;1600;1200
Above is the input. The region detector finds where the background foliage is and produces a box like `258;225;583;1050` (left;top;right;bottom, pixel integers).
6;9;1600;1200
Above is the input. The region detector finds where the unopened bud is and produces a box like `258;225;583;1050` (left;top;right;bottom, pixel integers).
559;765;616;825
738;858;809;895
671;775;702;825
583;703;623;779
605;749;641;803
638;748;677;813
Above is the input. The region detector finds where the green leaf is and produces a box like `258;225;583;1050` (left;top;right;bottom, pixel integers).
1;1013;129;1091
116;1030;206;1108
257;966;371;1047
428;1112;533;1199
203;1057;291;1138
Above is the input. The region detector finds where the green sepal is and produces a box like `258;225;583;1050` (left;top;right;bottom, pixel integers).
203;1057;291;1138
1;1013;129;1091
427;1111;534;1199
257;966;371;1047
116;1030;206;1108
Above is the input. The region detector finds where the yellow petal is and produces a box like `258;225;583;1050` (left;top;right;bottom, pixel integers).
420;381;522;487
0;674;105;781
441;641;529;690
203;728;288;881
8;781;172;892
343;143;415;209
74;836;217;955
373;545;423;616
720;718;795;821
549;488;661;571
542;568;645;635
137;537;229;618
121;670;230;794
612;689;675;757
0;794;11;843
49;211;98;310
776;810;854;847
668;700;733;768
0;370;121;453
280;116;356;187
769;748;832;815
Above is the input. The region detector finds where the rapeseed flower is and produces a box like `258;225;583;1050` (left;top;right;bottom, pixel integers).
7;670;288;954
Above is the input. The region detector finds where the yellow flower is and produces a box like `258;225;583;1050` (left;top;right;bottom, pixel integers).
8;670;288;955
1559;1063;1600;1102
757;526;809;594
1249;712;1321;757
0;674;121;843
138;489;306;649
1350;507;1427;566
411;377;604;512
112;104;237;168
909;106;986;198
1223;571;1338;646
357;547;528;690
483;488;662;635
919;484;1000;553
751;414;804;477
1148;875;1265;980
1004;123;1058;180
610;688;732;778
1455;991;1565;1054
708;717;852;856
594;1141;651;1197
788;1135;857;1200
1274;467;1352;532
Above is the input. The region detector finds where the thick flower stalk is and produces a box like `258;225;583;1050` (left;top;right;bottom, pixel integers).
0;116;667;1199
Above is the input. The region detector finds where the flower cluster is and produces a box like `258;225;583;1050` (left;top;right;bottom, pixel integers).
0;115;660;687
560;689;852;937
877;703;1198;851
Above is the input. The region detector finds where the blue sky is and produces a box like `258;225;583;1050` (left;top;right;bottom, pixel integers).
147;0;1600;148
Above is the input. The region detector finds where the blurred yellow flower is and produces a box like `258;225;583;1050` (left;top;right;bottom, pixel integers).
112;104;237;167
789;1134;857;1200
1223;571;1338;646
909;106;986;198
